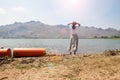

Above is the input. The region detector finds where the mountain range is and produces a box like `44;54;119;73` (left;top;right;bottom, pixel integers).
0;21;120;39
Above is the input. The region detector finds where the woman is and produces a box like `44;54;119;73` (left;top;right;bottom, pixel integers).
68;21;80;55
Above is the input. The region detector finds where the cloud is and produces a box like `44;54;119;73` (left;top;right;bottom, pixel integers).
0;8;7;14
12;7;26;13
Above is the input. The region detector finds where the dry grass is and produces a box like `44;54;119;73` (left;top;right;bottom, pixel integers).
0;50;120;80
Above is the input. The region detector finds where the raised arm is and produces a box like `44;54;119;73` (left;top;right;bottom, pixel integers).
76;23;80;27
68;21;80;27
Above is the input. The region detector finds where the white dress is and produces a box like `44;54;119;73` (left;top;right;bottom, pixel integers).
68;25;79;53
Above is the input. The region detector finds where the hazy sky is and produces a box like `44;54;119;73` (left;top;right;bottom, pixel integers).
0;0;120;29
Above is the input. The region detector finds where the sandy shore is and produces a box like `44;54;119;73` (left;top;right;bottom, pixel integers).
0;50;120;80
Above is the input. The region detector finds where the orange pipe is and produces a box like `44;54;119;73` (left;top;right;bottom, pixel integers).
0;48;11;57
13;48;46;57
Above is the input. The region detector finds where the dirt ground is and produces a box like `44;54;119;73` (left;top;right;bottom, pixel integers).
0;52;120;80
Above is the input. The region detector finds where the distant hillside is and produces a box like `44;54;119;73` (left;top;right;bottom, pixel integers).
0;21;120;38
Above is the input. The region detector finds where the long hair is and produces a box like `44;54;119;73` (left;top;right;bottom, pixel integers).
72;23;76;29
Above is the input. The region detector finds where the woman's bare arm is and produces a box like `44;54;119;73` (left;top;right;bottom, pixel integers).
76;23;80;27
68;21;80;27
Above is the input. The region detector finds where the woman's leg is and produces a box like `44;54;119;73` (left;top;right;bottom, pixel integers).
74;34;78;54
69;35;73;54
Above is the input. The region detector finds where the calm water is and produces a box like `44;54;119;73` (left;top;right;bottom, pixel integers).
0;39;120;54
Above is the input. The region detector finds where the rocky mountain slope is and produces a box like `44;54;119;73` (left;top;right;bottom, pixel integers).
0;21;120;38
